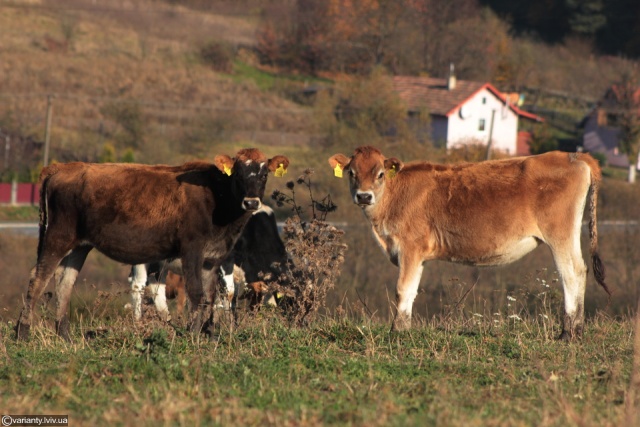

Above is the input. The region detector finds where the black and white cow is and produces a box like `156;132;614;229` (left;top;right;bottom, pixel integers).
129;205;291;320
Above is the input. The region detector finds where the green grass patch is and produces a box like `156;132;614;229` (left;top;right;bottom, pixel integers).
229;61;332;91
0;206;39;221
1;311;636;426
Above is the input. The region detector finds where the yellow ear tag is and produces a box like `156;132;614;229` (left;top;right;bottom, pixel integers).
275;163;287;178
334;164;343;178
387;165;397;179
223;164;233;176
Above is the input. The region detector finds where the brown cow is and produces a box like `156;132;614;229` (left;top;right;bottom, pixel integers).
15;148;289;340
329;146;610;340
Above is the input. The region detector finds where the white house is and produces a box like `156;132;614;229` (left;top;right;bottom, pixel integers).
392;75;542;155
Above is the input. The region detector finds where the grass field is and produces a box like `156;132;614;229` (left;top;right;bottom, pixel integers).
0;302;637;426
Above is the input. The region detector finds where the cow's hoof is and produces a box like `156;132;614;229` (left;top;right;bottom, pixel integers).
558;322;583;342
202;318;217;340
55;318;72;342
14;322;30;341
189;312;204;334
391;313;412;332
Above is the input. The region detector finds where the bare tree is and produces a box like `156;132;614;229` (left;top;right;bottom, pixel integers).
616;70;640;183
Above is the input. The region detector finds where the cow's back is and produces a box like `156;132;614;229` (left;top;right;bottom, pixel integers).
377;151;596;263
42;162;218;264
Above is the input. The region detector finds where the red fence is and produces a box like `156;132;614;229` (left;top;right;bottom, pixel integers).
0;183;40;205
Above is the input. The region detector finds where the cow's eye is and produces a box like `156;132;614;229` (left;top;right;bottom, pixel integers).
377;170;385;180
349;169;355;178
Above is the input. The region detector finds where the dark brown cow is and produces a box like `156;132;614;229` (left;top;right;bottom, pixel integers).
329;146;610;339
16;148;289;340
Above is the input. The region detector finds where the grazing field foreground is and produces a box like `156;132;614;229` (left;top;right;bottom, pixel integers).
0;311;637;426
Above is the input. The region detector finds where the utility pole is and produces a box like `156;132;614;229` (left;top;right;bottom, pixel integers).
43;95;53;167
485;109;496;161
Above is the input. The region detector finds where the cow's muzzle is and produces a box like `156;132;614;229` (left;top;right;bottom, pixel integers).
242;197;262;211
355;191;374;206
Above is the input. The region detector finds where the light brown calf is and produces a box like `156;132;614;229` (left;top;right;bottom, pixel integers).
329;146;610;340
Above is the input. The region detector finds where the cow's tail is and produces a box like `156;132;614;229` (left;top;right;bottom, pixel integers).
585;155;611;300
36;165;58;260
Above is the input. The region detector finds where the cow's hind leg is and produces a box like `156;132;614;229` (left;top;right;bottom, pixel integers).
391;253;424;332
54;246;92;341
550;241;587;341
16;243;75;340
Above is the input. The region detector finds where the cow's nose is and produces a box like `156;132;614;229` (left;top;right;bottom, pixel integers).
242;198;262;211
356;192;373;205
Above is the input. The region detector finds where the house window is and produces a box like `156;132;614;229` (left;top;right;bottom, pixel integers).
482;97;487;104
478;118;486;131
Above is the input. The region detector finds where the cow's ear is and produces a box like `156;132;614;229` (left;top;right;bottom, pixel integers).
384;157;403;179
384;157;403;171
268;155;290;177
328;154;350;178
214;154;234;176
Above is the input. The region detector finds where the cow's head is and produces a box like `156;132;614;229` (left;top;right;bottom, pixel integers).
328;146;403;208
215;148;289;212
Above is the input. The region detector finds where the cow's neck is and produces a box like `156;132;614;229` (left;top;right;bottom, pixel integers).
361;203;387;237
210;174;253;227
360;202;400;266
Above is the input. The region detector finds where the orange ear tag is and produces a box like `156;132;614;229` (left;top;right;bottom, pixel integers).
275;163;287;178
334;164;343;178
224;165;233;176
387;165;397;179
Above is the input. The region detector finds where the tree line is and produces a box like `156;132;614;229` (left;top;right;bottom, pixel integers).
482;0;640;58
250;0;640;80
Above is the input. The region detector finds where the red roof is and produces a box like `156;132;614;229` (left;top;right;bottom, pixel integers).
392;76;542;122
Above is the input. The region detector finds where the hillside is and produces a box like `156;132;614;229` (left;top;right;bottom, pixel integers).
2;0;640;178
0;0;316;172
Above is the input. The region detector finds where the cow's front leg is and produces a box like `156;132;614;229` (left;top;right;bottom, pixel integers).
129;264;148;321
391;253;424;332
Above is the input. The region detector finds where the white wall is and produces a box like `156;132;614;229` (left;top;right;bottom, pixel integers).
445;89;518;155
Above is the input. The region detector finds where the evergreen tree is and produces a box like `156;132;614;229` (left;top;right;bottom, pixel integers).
566;0;606;37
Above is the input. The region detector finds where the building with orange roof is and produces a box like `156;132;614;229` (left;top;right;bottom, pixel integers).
392;73;542;155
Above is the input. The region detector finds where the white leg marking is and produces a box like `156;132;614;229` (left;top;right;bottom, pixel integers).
148;284;170;321
130;265;147;321
397;264;424;317
551;197;588;328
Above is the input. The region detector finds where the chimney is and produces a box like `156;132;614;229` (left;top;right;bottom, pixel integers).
448;63;456;90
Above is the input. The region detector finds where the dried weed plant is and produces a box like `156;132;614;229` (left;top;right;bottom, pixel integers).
270;168;347;326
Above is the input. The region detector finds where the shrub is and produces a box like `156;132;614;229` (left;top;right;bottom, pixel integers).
100;101;145;150
270;168;347;326
590;151;607;167
99;143;117;163
199;41;236;73
120;148;136;163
